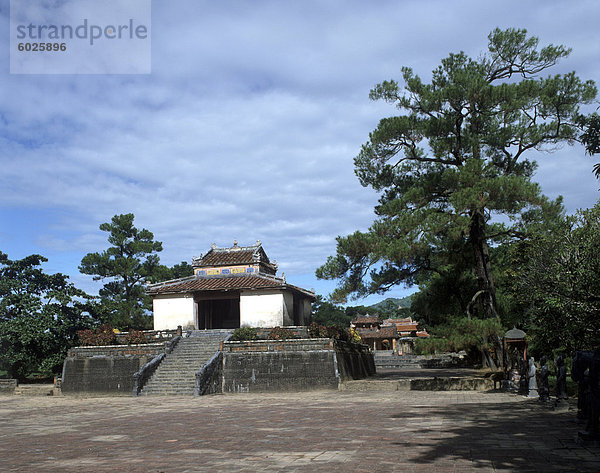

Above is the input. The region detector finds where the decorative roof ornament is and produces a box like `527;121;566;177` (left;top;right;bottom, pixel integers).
190;241;278;275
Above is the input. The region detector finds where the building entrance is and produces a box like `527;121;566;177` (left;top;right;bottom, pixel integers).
196;294;240;329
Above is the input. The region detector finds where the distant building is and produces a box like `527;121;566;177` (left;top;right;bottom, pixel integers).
147;241;315;330
351;315;429;351
382;317;430;338
351;315;398;350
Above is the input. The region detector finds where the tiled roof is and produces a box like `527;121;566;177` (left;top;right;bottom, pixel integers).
193;242;275;269
351;316;380;325
198;248;257;266
385;318;413;324
356;326;397;339
147;274;314;299
397;324;419;332
384;317;420;333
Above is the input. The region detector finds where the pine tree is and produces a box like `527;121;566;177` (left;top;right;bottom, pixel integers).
317;28;596;322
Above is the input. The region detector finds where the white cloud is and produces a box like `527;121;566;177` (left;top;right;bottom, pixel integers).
1;0;599;302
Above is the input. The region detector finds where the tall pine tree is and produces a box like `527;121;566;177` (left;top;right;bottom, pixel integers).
317;28;596;321
80;213;162;329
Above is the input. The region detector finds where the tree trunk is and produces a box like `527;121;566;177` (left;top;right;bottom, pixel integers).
469;209;498;319
469;209;504;369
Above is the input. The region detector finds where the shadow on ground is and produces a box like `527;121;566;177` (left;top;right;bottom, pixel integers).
386;396;599;472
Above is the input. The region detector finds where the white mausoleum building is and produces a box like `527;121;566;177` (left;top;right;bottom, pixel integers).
147;241;315;330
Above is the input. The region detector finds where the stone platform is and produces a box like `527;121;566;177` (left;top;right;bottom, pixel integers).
342;367;496;391
1;390;599;472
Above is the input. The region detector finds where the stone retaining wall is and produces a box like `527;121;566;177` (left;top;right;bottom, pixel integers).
68;342;168;358
254;326;309;340
62;343;168;395
114;329;178;345
220;338;374;393
0;379;17;394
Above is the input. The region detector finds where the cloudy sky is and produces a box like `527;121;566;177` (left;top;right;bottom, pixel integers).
1;0;599;305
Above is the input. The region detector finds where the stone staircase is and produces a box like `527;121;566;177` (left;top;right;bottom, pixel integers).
374;351;421;369
140;330;231;396
13;384;58;396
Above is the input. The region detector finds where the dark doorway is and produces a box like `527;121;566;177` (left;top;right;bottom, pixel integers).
197;294;240;329
293;294;301;326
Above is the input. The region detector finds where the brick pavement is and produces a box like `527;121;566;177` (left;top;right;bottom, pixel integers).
0;390;599;472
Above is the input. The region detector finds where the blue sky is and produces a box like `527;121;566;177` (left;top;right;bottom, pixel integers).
1;0;599;305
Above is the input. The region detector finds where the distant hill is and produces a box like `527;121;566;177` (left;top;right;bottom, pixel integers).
368;295;413;311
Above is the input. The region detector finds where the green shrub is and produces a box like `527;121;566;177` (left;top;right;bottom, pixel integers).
307;322;352;341
267;326;295;340
124;330;147;345
419;317;503;357
326;325;350;342
308;322;329;338
78;324;118;346
230;327;258;341
414;337;452;355
349;327;361;344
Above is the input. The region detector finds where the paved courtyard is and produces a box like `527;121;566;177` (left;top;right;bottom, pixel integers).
1;390;599;472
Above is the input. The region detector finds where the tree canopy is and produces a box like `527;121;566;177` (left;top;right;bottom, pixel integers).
511;202;600;354
147;260;194;284
0;252;93;380
317;28;597;325
79;213;163;330
579;112;600;178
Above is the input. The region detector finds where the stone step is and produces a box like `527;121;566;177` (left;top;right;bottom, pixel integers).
144;381;197;387
12;384;58;396
148;378;197;382
376;362;421;366
144;378;197;384
145;380;196;386
166;357;214;362
140;332;229;396
165;355;217;359
150;368;201;373
340;377;493;392
172;351;218;353
149;376;198;381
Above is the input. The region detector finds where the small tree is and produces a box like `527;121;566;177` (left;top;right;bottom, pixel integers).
80;213;163;330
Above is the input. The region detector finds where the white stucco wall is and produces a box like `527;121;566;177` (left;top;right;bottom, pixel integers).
153;294;195;330
239;290;285;327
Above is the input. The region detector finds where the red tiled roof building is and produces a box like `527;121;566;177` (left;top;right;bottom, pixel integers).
350;315;429;351
147;241;315;330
